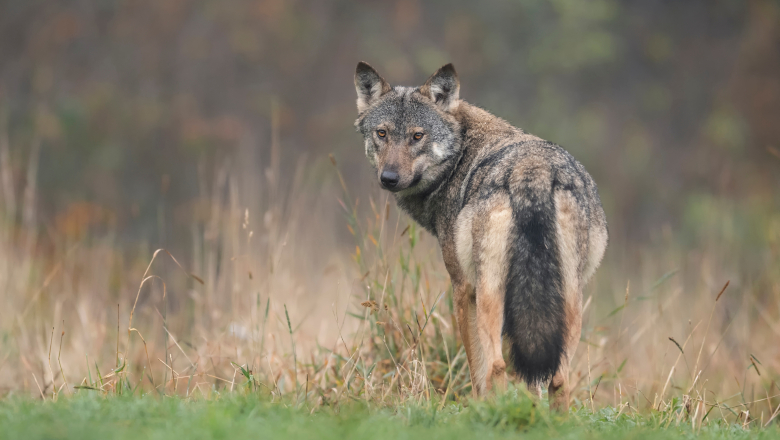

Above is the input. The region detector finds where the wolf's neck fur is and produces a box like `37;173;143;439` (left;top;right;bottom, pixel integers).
393;102;527;238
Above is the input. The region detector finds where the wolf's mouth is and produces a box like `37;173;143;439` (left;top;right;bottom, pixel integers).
381;173;422;193
381;182;404;192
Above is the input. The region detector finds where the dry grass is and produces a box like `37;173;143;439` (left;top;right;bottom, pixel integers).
0;135;779;431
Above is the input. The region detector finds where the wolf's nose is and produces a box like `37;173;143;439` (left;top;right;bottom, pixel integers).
380;170;400;188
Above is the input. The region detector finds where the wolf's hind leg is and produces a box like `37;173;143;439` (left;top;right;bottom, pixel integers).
548;315;580;412
548;363;570;412
475;287;506;394
548;189;585;412
473;200;513;394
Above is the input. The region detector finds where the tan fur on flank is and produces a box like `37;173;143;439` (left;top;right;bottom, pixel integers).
454;206;476;286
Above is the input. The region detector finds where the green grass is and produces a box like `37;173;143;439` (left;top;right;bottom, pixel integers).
1;392;776;440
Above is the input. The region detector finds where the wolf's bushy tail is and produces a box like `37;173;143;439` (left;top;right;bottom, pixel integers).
503;185;567;385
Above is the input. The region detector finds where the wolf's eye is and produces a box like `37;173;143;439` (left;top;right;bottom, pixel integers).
377;129;386;138
413;132;424;141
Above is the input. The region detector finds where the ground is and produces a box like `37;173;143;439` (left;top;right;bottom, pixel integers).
1;391;776;440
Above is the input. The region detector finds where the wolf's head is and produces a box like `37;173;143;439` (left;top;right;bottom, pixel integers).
354;62;462;195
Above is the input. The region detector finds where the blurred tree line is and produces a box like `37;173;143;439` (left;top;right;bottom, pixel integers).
0;0;778;250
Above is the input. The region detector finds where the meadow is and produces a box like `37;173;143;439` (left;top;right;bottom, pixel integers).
0;147;778;439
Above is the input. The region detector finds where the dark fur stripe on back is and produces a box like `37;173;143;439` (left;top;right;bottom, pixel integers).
460;144;514;209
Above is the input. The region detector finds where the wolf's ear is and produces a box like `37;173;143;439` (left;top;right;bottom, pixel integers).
355;62;391;113
420;64;460;112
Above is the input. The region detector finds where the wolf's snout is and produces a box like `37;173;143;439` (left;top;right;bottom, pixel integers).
380;170;400;188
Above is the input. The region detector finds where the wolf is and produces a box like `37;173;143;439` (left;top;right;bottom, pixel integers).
353;62;607;411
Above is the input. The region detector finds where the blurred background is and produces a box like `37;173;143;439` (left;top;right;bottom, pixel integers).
1;0;778;247
0;0;778;404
